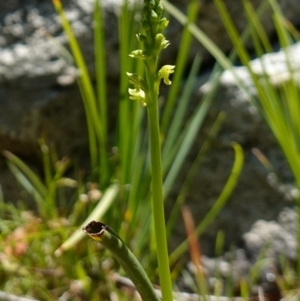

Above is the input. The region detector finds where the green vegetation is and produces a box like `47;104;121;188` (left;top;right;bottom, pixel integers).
0;0;299;300
213;0;300;277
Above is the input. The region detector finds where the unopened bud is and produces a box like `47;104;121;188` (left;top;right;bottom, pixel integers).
156;2;164;16
157;18;169;33
150;10;158;22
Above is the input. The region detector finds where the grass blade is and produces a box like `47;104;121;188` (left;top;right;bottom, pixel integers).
163;69;221;196
3;151;47;199
161;0;201;133
53;0;102;172
166;112;226;237
169;142;244;265
94;0;109;185
162;53;202;171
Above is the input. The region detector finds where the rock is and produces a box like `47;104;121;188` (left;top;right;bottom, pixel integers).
1;0;300;87
243;219;296;260
278;207;297;235
186;207;296;297
189;249;251;282
0;87;88;156
219;42;300;100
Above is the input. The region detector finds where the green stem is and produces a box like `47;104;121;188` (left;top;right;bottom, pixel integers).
83;221;161;301
146;72;173;301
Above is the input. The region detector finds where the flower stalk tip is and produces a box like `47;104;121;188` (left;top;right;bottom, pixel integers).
127;0;174;107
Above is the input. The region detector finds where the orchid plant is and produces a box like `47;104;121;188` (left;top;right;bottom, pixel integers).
127;1;174;300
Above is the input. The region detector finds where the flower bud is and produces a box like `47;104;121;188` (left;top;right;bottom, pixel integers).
149;0;155;9
154;33;164;47
157;18;169;33
150;10;158;22
156;2;164;17
154;33;169;52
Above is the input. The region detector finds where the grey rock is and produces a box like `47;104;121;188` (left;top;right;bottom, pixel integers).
219;42;300;102
243;219;296;260
189;249;251;281
186;208;297;295
278;207;297;234
1;0;300;88
0;87;88;156
0;1;91;87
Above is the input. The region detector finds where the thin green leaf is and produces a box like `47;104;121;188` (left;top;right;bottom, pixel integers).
161;0;200;133
162;53;202;170
166;112;226;237
169;142;244;265
3;151;47;199
163;69;221;196
53;0;102;171
94;0;109;185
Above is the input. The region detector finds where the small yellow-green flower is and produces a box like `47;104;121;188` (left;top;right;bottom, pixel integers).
128;88;146;106
127;72;148;106
158;65;175;85
129;49;150;60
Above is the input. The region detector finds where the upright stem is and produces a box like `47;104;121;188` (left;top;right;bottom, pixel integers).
147;72;173;301
127;2;174;299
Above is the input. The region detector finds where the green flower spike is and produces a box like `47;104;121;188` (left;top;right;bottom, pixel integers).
158;65;175;85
